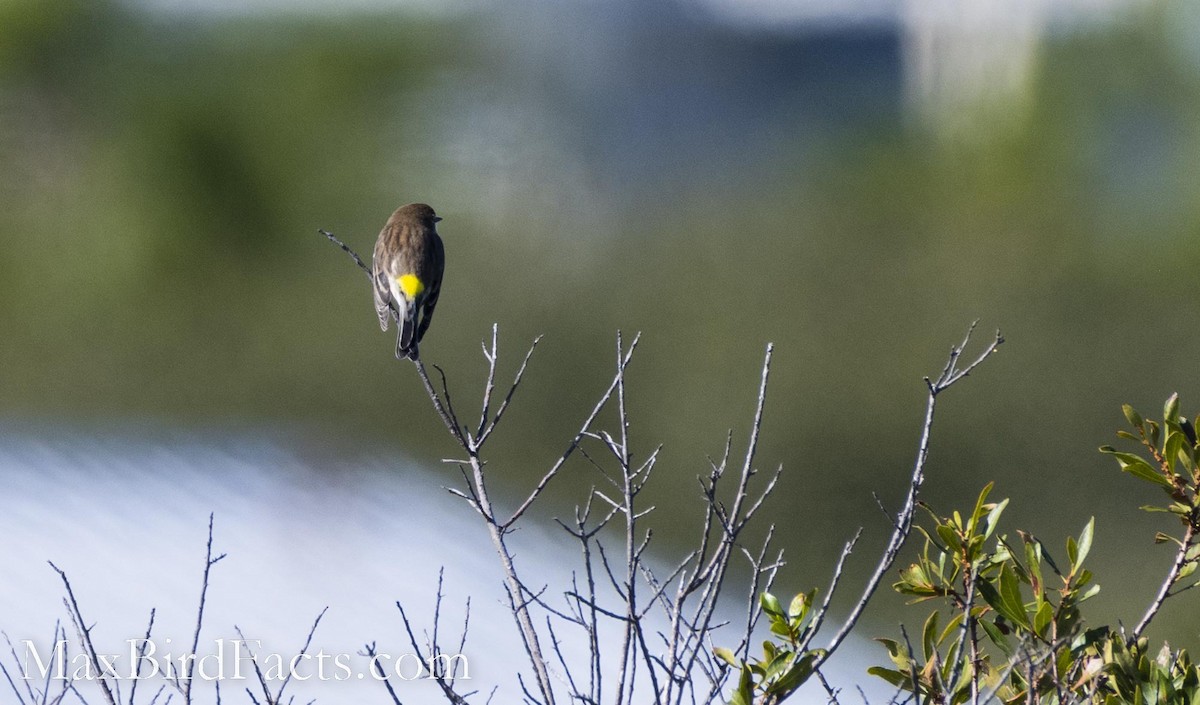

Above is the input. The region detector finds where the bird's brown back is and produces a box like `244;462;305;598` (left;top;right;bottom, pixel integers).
375;204;440;281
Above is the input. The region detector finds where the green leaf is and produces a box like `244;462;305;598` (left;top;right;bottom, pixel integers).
1076;518;1095;568
1166;394;1181;427
1099;448;1174;488
714;647;739;668
1034;600;1053;638
788;591;810;621
1154;532;1178;545
922;611;940;662
1125;404;1145;429
979;618;1012;653
728;665;754;705
898;563;938;596
1169;503;1192;516
983;498;1009;540
1165;432;1186;473
978;581;1006;622
761;651;794;683
937;524;962;552
939;611;966;647
968;482;995;535
868;666;911;688
765;652;816;697
761;592;784;617
1024;538;1043;598
875;638;910;669
1002;565;1031;627
982;565;1031;630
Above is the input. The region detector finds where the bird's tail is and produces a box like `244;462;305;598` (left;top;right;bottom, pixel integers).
396;312;419;360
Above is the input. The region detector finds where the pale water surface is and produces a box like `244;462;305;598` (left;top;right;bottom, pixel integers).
0;429;882;704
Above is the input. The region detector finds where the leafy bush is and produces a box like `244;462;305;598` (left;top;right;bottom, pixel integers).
730;393;1200;705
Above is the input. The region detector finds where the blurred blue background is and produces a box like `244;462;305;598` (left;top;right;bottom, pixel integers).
3;0;1200;698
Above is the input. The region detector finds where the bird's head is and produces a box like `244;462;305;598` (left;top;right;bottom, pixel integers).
395;202;442;227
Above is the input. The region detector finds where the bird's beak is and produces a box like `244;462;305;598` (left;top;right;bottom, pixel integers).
434;216;443;223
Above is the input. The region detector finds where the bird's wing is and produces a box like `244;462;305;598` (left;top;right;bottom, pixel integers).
414;234;445;343
372;237;395;332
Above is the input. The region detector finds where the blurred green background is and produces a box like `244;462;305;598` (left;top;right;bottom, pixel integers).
3;0;1200;648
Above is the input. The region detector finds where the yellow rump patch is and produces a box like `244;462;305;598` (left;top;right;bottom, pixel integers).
397;274;425;299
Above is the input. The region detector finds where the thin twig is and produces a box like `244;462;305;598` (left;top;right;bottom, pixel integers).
1132;521;1197;640
128;609;156;705
475;324;501;442
363;642;405;705
182;514;226;705
234;626;274;705
946;571;976;700
49;563;119;705
818;326;1002;669
414;360;467;446
503;333;640;530
395;590;471;705
817;669;843;705
272;607;329;704
797;528;863;654
477;332;543;447
317;229;371;279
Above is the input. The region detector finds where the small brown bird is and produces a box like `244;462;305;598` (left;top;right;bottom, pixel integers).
371;203;445;360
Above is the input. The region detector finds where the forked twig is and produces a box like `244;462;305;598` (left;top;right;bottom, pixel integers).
817;324;1002;668
48;564;118;705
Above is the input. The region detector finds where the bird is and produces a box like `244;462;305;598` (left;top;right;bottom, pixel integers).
371;203;445;360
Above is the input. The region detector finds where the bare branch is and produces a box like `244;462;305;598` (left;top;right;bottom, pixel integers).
503;332;641;530
3;624;69;705
234;626;275;705
945;566;977;697
818;325;1002;668
317;229;371;279
817;669;843;705
272;607;329;705
49;562;118;705
1132;521;1198;640
475;324;501;442
477;333;543;447
182;514;226;705
128;609;156;705
414;360;467;446
797;528;863;654
362;642;406;705
393;582;471;705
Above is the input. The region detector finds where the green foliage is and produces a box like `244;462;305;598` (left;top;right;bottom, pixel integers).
1099;636;1200;705
865;395;1200;705
1102;394;1200;526
715;589;826;705
873;483;1102;704
726;396;1200;704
